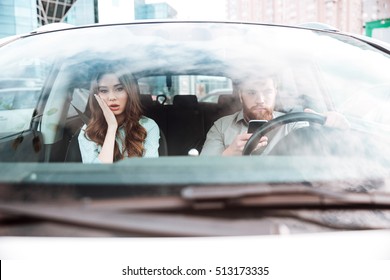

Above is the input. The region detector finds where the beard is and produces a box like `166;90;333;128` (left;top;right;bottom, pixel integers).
243;104;273;121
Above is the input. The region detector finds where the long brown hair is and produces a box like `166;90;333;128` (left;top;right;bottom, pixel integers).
85;64;147;161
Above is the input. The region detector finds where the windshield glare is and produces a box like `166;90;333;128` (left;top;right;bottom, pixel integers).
0;22;389;189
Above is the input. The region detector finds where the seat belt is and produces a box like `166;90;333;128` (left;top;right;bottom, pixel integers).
70;103;90;124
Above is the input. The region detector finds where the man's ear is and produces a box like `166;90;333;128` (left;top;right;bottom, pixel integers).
238;91;243;103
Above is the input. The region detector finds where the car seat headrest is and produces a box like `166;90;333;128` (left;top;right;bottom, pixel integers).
139;94;154;107
218;94;241;112
173;95;198;107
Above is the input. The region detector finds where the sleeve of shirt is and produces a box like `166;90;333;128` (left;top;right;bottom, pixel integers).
141;117;160;158
78;124;102;164
200;120;226;156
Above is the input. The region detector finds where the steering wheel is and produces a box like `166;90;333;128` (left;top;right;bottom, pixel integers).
242;112;326;155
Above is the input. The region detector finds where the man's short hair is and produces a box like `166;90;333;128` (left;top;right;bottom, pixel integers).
232;75;279;95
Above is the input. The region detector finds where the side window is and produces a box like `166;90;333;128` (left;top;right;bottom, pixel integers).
0;58;49;136
67;88;90;118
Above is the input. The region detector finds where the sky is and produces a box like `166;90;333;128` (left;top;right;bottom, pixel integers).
147;0;227;20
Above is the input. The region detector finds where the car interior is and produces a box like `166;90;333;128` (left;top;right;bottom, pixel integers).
0;75;326;163
57;79;317;161
61;77;243;161
0;55;348;163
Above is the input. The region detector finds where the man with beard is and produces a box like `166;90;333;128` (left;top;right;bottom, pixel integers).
200;77;349;156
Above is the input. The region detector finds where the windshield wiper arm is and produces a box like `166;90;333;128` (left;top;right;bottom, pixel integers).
181;183;390;208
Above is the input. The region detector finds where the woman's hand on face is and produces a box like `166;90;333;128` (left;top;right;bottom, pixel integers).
94;94;118;129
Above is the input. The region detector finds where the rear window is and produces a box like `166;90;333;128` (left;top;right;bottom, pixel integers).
138;75;232;104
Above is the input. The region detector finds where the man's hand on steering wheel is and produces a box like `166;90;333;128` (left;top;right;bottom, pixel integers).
304;108;351;130
242;111;328;155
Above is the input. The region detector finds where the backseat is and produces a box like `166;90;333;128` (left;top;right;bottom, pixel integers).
140;94;240;156
166;95;205;156
139;94;168;156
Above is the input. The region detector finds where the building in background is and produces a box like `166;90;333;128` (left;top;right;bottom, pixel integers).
64;0;98;25
226;0;364;34
135;0;177;19
1;1;388;41
65;0;177;25
0;0;38;38
363;0;390;22
0;0;176;39
36;0;78;25
363;0;390;42
0;0;82;38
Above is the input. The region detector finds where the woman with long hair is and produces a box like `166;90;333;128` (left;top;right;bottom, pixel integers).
78;64;159;163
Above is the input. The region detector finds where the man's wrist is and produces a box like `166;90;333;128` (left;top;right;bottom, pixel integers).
222;147;238;156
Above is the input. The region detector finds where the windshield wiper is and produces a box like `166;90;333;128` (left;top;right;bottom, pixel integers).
181;181;390;208
1;181;390;236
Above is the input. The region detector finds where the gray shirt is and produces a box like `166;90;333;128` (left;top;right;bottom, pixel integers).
201;110;305;156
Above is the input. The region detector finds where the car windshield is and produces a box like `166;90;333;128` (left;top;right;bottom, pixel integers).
1;21;390;237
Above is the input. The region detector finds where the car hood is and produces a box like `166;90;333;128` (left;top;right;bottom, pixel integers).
1;229;390;259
